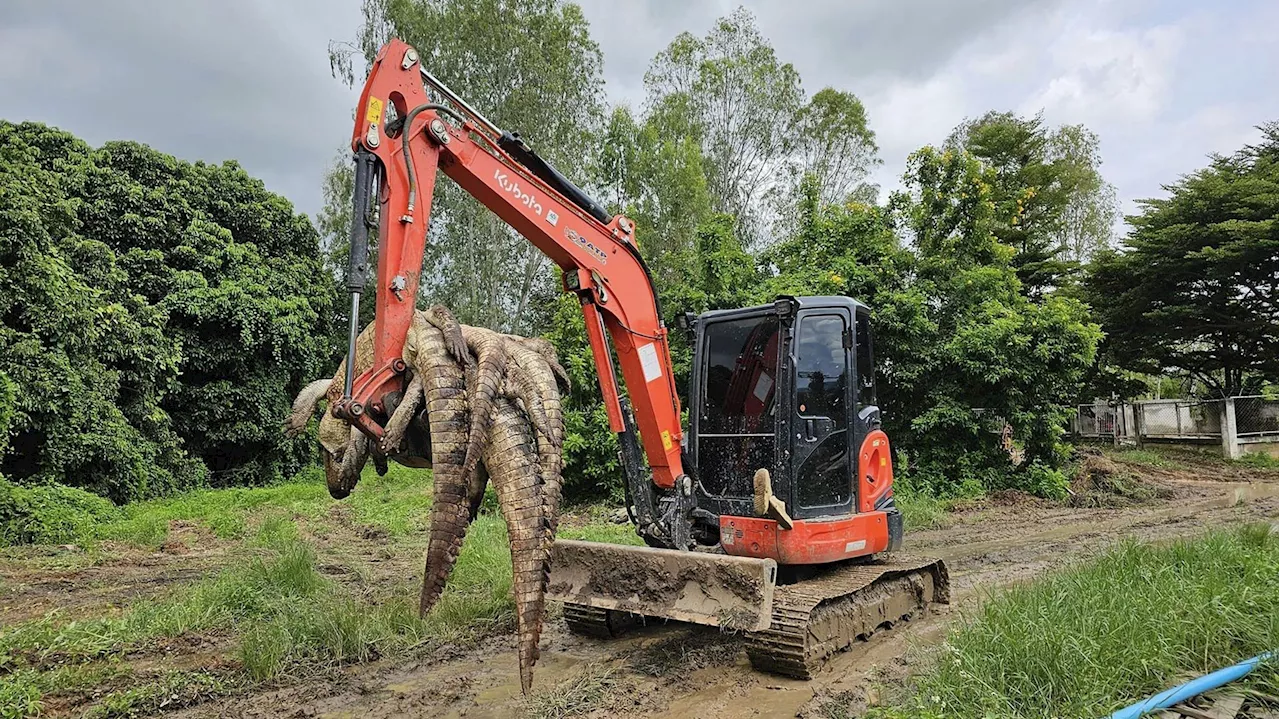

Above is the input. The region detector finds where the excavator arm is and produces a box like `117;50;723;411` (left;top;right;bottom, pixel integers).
333;39;686;490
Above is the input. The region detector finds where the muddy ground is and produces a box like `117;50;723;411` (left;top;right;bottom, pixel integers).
5;448;1276;718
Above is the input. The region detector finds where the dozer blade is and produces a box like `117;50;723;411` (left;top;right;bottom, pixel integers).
547;539;778;632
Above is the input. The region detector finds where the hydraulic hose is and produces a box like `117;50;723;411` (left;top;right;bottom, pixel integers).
399;103;465;217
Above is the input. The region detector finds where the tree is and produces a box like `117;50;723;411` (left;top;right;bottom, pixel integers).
0;122;335;500
1087;123;1279;398
949;112;1117;295
891;146;1101;491
593;105;713;294
771;89;881;237
328;0;606;334
1051;124;1118;263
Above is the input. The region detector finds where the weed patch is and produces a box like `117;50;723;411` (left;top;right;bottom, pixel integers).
523;664;620;719
895;491;951;531
1232;451;1279;470
83;670;231;718
873;525;1279;718
0;478;120;546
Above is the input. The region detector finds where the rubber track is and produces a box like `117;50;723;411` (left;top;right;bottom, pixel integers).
563;603;643;638
744;555;950;678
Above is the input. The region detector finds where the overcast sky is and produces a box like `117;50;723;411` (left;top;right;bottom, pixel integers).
2;0;1275;233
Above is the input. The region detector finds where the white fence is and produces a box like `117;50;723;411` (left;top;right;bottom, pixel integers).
1071;395;1279;459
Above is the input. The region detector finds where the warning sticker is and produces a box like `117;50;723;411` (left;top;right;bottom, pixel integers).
661;430;673;451
638;342;662;383
365;96;384;124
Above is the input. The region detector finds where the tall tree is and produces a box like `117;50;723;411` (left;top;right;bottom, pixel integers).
950;112;1117;295
593;105;713;294
889;146;1101;492
1087;123;1279;398
327;0;606;333
644;8;882;248
1050;124;1118;263
788;90;881;201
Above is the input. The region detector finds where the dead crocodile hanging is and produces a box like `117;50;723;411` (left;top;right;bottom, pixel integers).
285;305;569;693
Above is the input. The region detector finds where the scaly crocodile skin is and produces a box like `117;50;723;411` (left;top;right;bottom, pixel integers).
288;306;567;693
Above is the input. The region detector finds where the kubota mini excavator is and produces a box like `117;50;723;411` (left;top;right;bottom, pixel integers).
336;39;948;678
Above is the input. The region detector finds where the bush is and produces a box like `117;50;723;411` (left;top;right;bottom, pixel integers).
0;122;336;500
0;477;119;546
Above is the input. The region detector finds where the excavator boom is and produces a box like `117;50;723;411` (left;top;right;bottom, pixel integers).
334;38;686;490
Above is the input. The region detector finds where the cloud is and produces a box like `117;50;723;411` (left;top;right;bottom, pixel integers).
0;0;360;220
1022;21;1184;125
1;0;1273;237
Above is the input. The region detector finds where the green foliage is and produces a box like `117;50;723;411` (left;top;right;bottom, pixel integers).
756;155;1099;495
1233;451;1280;470
0;477;120;545
0;676;41;719
0;121;335;502
641;8;878;246
84;671;229;719
875;526;1279;718
543;293;621;500
949;112;1117;294
1087;123;1278;398
595;105;714;291
889;146;1101;492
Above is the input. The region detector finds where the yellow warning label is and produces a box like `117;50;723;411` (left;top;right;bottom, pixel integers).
365;96;384;124
880;457;887;466
661;430;673;451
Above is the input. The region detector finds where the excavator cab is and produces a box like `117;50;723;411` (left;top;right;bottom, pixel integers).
687;296;900;548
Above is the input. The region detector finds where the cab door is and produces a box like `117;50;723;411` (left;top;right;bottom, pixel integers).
789;309;855;519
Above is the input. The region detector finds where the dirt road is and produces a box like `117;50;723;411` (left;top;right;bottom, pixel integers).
159;452;1276;719
2;450;1273;718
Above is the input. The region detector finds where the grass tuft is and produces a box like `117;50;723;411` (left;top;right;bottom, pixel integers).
83;671;230;719
895;491;951;531
1232;451;1279;470
874;525;1279;718
523;664;619;719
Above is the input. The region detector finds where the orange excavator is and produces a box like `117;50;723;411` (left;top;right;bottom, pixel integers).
336;39;947;677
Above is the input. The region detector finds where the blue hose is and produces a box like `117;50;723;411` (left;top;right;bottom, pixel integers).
1107;652;1274;719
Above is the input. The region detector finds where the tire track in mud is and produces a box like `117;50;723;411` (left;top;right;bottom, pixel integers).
170;476;1277;719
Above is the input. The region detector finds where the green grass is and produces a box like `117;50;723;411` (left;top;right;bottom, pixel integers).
1107;447;1186;469
1232;451;1279;469
874;525;1279;719
556;505;645;545
82;671;231;719
895;491;952;531
94;468;335;547
1;463;440;550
